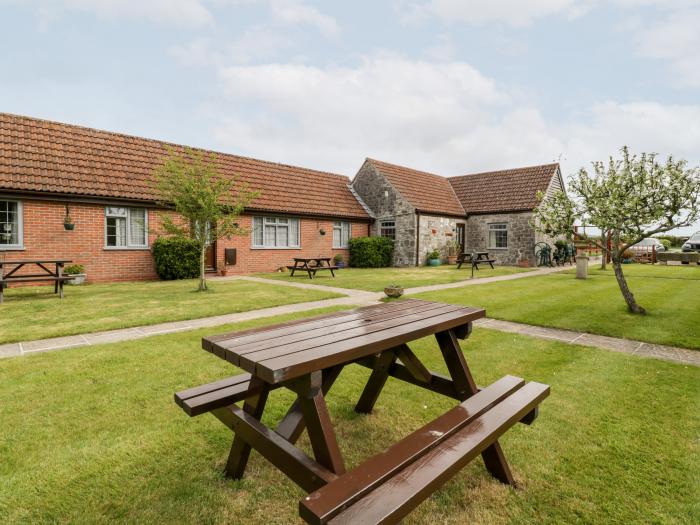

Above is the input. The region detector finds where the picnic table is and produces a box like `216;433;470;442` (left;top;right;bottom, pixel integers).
175;299;549;524
0;259;73;303
456;251;496;270
287;257;338;279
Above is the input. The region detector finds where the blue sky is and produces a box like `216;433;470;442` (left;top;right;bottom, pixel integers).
1;0;699;234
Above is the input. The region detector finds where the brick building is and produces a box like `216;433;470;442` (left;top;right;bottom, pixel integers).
0;113;370;282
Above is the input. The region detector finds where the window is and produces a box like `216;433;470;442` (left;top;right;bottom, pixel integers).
252;216;300;248
0;200;22;249
380;220;396;240
333;221;351;248
105;207;148;248
488;223;508;249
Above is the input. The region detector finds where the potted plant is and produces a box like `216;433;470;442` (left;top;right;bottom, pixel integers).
427;249;441;266
333;253;345;268
446;239;461;264
220;266;229;276
384;284;404;298
63;206;75;230
64;264;86;285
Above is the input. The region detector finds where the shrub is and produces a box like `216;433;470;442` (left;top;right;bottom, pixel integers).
152;237;201;280
427;249;441;260
333;253;344;264
658;238;671;250
349;236;393;267
64;264;85;275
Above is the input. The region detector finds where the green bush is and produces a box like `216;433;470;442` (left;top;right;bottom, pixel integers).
658;238;671;250
152;237;201;280
64;264;85;275
349;236;393;267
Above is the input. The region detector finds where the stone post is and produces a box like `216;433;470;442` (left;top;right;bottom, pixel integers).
576;255;589;279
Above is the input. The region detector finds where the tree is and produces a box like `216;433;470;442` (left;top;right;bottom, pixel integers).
154;148;259;291
534;147;700;314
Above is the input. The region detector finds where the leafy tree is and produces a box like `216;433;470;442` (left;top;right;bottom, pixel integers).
154;148;259;291
534;147;700;314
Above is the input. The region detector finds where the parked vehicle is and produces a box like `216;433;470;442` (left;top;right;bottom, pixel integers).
629;237;666;253
682;231;700;252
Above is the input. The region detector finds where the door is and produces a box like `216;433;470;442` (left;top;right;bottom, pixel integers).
205;241;216;272
456;223;466;253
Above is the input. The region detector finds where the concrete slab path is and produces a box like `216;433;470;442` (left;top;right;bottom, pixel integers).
2;263;697;368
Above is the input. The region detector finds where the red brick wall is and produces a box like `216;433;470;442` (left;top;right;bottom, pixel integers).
0;199;369;282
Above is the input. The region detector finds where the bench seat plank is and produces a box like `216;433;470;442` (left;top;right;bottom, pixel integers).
300;378;549;525
175;373;254;416
0;276;74;283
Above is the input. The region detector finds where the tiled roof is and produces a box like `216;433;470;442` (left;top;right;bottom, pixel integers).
0;113;370;220
365;158;465;216
448;164;560;214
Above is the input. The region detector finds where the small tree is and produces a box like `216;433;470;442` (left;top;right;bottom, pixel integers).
534;147;700;314
154;148;259;291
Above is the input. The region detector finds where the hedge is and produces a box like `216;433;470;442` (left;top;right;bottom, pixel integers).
349;236;394;267
152;237;201;280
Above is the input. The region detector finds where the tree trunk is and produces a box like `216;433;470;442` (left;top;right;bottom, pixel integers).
612;257;645;314
600;231;607;270
198;244;208;292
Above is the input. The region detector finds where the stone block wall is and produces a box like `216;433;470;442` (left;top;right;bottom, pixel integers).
466;212;536;265
417;214;465;264
351;161;417;266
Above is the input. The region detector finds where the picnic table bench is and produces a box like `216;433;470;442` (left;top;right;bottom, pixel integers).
456;251;496;270
175;299;549;524
287;257;339;279
0;259;74;303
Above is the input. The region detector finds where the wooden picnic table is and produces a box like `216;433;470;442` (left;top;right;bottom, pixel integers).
0;259;73;303
456;251;496;271
287;257;338;279
175;299;549;524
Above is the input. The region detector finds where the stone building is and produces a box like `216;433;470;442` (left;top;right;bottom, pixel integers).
351;159;564;266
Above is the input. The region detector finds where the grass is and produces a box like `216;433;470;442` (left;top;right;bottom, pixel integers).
255;265;533;291
414;263;700;350
0;279;341;344
0;308;697;524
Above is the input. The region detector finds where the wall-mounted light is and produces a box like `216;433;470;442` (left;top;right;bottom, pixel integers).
63;205;75;231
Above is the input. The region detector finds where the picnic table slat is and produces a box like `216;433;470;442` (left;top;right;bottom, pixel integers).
224;301;456;356
252;307;483;383
234;304;470;370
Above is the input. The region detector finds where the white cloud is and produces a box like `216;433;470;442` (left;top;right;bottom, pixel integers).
17;0;213;28
208;53;699;183
406;0;583;27
629;8;700;87
268;0;340;36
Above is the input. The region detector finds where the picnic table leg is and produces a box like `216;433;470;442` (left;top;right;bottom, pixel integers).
296;371;345;475
355;350;397;414
275;365;343;444
435;329;516;486
224;377;271;479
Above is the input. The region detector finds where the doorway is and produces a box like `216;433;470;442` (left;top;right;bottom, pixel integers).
456;223;466;253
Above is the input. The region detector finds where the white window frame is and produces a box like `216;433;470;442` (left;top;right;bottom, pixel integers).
332;221;351;249
0;199;23;250
380;220;396;240
104;206;149;250
488;222;508;249
252;216;301;249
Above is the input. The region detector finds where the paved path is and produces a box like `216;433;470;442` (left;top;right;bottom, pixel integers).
1;264;697;367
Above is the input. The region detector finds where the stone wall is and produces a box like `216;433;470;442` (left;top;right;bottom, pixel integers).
351;161;417;266
417;214;465;264
466;212;536;265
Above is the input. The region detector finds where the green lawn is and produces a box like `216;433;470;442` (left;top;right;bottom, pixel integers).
0;279;341;344
256;265;533;291
414;264;700;350
0;308;697;524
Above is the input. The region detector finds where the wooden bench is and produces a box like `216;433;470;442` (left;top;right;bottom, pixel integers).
0;275;74;302
175;373;257;417
299;375;549;525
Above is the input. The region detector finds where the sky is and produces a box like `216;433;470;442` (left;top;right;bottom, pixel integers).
1;0;699;234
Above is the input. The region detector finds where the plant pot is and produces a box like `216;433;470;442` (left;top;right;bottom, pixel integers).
447;255;458;265
428;258;441;266
384;286;404;298
64;223;75;231
335;261;345;268
67;273;86;285
518;259;530;267
219;267;229;276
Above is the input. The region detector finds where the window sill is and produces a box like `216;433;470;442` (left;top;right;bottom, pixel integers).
487;247;509;250
103;246;150;251
251;246;302;250
0;246;25;251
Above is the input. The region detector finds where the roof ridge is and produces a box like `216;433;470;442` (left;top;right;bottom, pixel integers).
447;162;560;181
0;112;351;181
365;157;446;179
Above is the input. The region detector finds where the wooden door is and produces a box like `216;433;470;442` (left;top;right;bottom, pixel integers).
205;241;216;272
456;223;466;252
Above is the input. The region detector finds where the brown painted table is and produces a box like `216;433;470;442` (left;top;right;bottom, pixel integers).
0;258;73;303
288;257;337;279
197;300;519;485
